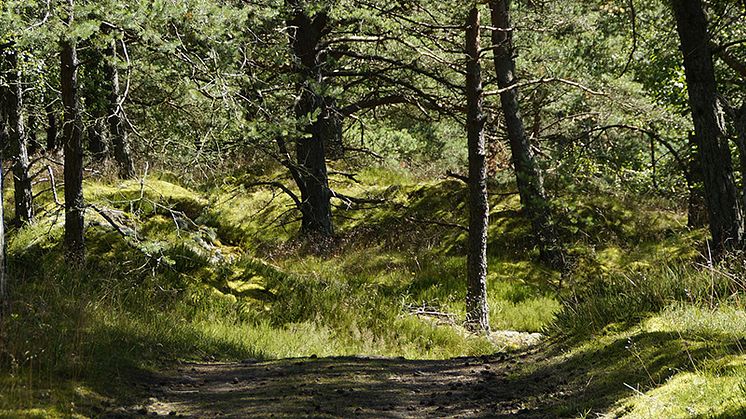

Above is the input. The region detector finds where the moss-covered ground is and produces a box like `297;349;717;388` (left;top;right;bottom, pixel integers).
1;168;744;417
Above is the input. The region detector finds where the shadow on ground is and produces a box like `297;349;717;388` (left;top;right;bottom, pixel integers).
99;328;740;419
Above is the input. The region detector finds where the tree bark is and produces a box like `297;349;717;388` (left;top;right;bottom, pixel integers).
86;118;107;159
286;0;334;237
735;103;746;212
103;32;136;179
671;0;742;251
687;134;708;228
46;102;59;151
4;50;34;225
465;6;490;334
0;93;8;316
28;113;39;156
490;0;566;270
61;0;85;265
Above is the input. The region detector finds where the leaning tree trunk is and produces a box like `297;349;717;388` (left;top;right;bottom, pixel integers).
490;0;565;270
5;51;34;225
465;6;490;334
61;0;85;265
286;0;334;237
103;32;136;179
671;0;742;251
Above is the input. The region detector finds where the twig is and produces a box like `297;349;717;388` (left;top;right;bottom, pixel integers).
619;0;637;77
445;170;468;183
329;171;361;184
485;77;606;97
47;165;61;205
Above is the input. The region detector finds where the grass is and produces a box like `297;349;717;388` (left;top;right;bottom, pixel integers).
544;257;746;417
614;305;746;417
2;168;744;417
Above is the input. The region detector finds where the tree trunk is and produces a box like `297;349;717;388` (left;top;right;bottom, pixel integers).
103;33;136;179
671;0;742;251
490;0;566;270
322;101;344;161
28;113;39;155
46;102;59;151
735;103;746;213
286;0;334;237
5;51;34;225
687;134;708;228
0;95;8;316
465;6;490;334
293;89;334;237
86;118;107;159
61;0;85;265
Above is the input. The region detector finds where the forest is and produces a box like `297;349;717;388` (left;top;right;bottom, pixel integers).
0;0;745;417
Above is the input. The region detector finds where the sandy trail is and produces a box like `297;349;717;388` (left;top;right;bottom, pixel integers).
115;347;566;418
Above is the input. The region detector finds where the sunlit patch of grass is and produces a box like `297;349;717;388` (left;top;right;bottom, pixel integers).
619;367;746;418
647;304;746;340
201;186;298;249
606;304;746;418
490;297;561;332
85;178;207;218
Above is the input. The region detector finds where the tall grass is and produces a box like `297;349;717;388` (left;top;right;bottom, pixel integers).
552;259;746;338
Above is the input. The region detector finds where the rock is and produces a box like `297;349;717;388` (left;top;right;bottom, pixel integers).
488;330;544;348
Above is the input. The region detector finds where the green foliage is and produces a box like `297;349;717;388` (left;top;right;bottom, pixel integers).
2;0;745;415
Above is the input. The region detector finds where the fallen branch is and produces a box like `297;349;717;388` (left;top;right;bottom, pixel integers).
331;190;387;207
404;216;468;232
89;204;138;241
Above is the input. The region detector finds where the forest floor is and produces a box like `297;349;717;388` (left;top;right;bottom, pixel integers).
111;345;561;418
5;175;746;418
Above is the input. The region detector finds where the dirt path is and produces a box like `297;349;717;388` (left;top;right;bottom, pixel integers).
110;347;575;418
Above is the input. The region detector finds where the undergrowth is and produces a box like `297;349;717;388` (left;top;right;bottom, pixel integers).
2;169;743;418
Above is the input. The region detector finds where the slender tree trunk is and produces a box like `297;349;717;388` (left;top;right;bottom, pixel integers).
671;0;742;251
28;113;39;155
46;102;59;151
735;103;746;212
650;135;658;190
0;99;8;316
465;6;490;334
286;0;334;237
61;0;85;265
490;0;566;270
5;51;34;225
103;33;136;179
